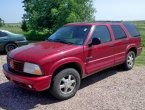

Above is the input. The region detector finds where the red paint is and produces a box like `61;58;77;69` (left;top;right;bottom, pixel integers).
3;22;142;91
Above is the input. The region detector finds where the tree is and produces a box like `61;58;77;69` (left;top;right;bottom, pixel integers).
21;19;28;31
0;18;4;27
22;0;96;31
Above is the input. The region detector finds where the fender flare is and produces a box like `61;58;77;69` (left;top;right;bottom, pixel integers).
48;57;85;77
126;44;137;54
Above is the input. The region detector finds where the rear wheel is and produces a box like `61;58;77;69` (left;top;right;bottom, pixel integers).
123;51;135;70
5;43;17;53
50;68;80;100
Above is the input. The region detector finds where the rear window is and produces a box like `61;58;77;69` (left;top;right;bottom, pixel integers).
123;23;140;37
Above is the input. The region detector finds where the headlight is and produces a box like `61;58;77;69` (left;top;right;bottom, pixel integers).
23;62;43;75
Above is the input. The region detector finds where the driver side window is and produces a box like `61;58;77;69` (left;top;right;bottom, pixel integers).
91;26;112;43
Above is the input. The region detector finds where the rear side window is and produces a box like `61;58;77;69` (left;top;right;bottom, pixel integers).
111;25;127;40
91;26;111;43
123;23;140;37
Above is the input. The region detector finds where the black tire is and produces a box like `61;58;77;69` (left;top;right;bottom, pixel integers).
50;68;81;100
123;51;135;70
5;43;17;53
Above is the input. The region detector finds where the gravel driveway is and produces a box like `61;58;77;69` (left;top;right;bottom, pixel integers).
0;53;145;110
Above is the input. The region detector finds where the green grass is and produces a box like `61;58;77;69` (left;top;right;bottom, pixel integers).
139;29;145;47
136;47;145;65
0;23;23;34
134;21;145;46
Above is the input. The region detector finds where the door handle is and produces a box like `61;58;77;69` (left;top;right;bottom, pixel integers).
110;44;114;48
86;56;93;60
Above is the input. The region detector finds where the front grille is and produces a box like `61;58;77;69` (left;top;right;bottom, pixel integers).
8;57;24;72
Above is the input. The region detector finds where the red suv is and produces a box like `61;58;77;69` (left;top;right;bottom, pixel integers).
3;22;142;100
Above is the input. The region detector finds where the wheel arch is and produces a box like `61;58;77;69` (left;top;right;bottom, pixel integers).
53;62;83;79
48;58;85;84
4;42;18;48
127;46;137;57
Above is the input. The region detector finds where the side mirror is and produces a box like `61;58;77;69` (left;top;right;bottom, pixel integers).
88;38;101;47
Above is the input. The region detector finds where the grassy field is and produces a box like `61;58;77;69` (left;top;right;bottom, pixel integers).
0;22;145;65
133;21;145;65
134;21;145;47
0;23;23;34
136;47;145;65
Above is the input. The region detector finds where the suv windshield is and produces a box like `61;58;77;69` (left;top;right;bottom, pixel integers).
48;25;91;45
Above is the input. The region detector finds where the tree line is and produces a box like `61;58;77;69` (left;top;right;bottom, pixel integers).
22;0;96;33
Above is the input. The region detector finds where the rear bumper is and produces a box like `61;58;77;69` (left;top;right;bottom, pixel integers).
3;64;52;91
137;47;142;56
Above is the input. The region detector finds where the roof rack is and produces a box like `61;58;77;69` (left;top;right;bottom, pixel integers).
96;21;123;23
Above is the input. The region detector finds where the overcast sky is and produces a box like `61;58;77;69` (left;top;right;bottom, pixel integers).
0;0;145;23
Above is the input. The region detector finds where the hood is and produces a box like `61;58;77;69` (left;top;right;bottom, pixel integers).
9;41;79;64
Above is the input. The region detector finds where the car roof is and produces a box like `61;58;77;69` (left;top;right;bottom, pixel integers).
0;30;19;35
65;21;132;26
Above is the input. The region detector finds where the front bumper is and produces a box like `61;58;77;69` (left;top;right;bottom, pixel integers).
3;64;52;91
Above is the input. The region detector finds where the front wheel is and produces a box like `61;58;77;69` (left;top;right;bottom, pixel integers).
124;51;135;70
50;68;81;100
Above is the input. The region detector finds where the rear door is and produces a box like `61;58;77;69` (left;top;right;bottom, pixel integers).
111;25;128;64
84;25;115;74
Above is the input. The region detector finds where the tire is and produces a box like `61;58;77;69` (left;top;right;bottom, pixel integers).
50;68;81;100
123;51;135;70
5;43;17;53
